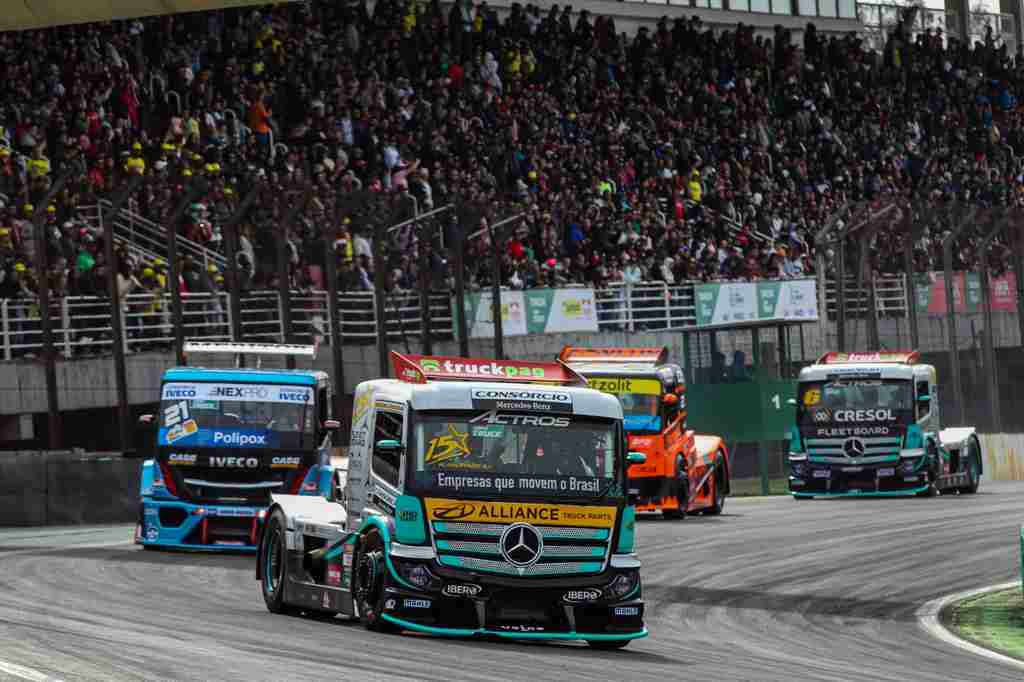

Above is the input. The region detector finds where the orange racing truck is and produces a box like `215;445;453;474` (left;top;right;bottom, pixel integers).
559;347;730;518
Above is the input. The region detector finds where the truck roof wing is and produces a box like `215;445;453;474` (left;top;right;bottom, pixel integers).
391;351;588;386
815;351;920;365
558;346;668;365
183;341;318;368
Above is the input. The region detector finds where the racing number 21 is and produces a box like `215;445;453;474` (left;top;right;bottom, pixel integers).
165;400;190;427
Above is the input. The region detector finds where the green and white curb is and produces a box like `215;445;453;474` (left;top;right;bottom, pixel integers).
917;581;1024;672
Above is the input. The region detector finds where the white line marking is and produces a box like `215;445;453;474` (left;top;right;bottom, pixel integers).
0;659;63;682
917;580;1024;672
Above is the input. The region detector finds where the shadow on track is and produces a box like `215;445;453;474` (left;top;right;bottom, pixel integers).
644;584;920;621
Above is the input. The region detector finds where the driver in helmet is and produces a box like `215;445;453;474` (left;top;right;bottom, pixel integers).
534;431;595;477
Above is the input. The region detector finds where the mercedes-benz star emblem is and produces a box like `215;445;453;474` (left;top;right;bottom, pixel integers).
499;523;543;567
843;438;865;458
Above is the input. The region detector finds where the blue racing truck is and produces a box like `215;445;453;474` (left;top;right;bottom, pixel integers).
133;342;342;550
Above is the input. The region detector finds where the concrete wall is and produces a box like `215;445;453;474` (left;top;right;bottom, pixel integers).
0;451;141;527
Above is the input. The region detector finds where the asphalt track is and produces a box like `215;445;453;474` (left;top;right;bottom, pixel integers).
2;482;1023;681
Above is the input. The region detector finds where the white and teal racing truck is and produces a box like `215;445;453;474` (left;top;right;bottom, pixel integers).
787;351;982;498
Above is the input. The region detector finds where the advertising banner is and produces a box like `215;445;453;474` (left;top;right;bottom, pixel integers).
913;272;1018;313
460;288;598;338
694;279;818;328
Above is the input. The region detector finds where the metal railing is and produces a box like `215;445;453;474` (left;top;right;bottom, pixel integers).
0;290;456;360
81;200;227;271
0;282;714;360
824;275;909;317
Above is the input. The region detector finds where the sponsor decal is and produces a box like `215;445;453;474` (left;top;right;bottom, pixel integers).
212;431;268;446
322;592;331;609
814;426;894;437
398;510;418;522
878;468;896;477
563;589;602;603
430;472;605;495
385;599;396;610
470;388;572;413
442;583;483;598
813;409;832;423
145;525;159;541
350;429;368;447
803;389;821;406
271;456;301;469
614;606;640;617
821;351;917;365
471;425;505;439
372;484;397;513
497;625;545;632
812;469;831;479
834;409;896;422
162;385;197;400
469;412;571;428
210;385;269;399
167;453;198;466
352;388;374;428
277;388;312;403
424;499;617;528
403;599;431;609
209;456;259;468
327;565;341;586
165;420;198;444
420;358;549;379
342;554;353;568
586;377;662;396
425;424;471;465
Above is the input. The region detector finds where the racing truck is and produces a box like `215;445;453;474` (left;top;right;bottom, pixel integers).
256;351;648;648
787;350;982;498
132;341;342;550
559;347;730;518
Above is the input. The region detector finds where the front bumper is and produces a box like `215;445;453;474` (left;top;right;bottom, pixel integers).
381;560;646;642
139;498;264;551
788;459;930;497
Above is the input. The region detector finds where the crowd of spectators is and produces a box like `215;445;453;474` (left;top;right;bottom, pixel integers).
1;0;1024;309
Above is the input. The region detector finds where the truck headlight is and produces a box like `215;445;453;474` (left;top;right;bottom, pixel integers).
606;571;639;599
397;561;439;590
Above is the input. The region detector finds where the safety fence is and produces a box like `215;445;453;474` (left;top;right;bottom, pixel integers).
0;282;706;360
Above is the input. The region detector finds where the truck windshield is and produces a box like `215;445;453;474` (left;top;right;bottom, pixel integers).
585;377;663;432
158;381;315;450
797;379;913;428
408;410;621;500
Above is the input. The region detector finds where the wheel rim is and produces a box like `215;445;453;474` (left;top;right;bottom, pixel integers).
265;526;282;595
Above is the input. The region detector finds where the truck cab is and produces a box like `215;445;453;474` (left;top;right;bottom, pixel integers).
134;342;341;550
788;350;982;498
559;347;730;519
256;352;647;648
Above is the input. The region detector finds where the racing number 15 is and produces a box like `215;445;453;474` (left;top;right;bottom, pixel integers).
165;400;190;427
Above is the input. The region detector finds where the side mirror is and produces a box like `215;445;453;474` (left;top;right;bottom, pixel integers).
138;414;154;424
786;398;797;406
626;451;647;465
662;393;679;406
323;419;341;429
376;439;402;451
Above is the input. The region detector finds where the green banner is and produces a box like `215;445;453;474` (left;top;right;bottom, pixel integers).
694;279;818;328
456;288;598;338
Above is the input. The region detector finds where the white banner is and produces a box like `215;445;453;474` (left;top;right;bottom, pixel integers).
161;383;313;404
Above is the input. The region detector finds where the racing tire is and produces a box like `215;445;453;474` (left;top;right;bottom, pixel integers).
353;530;399;633
704;458;726;516
958;437;982;495
661;456;688;520
261;508;297;615
587;639;631;650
